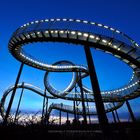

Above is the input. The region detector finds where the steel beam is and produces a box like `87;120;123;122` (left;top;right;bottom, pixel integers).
84;46;109;133
112;111;117;123
78;72;87;124
42;88;47;122
3;63;24;125
126;100;136;122
14;82;24;122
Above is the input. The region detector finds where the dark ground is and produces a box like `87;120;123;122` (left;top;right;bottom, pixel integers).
0;122;140;140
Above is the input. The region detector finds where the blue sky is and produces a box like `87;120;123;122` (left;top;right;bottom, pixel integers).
0;0;140;122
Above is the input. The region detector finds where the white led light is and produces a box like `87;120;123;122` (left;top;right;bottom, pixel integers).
98;24;102;27
31;22;34;24
132;83;135;86
15;48;18;51
114;54;121;58
35;20;39;23
89;35;95;39
83;33;89;37
26;34;30;38
116;30;120;33
56;18;61;21
45;31;49;34
123;59;129;63
76;19;81;22
50;19;54;21
54;30;58;33
71;31;76;35
23;24;26;27
37;32;41;34
40;20;44;22
83;20;88;23
110;28;115;31
131;64;136;68
60;30;64;34
90;22;95;25
113;45;117;49
108;42;112;46
117;48;120;51
63;18;67;21
130;85;133;87
104;25;109;29
95;37;100;40
36;32;42;37
31;33;35;36
78;32;82;35
135;43;139;47
69;19;73;21
45;19;49;22
26;23;30;26
102;39;107;43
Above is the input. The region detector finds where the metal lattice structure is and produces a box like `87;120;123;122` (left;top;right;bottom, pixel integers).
1;18;140;125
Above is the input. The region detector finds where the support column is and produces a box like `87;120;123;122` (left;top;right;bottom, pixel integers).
42;88;47;123
73;86;77;121
78;72;87;124
109;103;116;123
66;112;70;125
44;97;49;124
59;103;62;125
76;100;80;121
115;110;120;122
112;111;117;123
126;100;136;122
3;63;24;125
84;46;109;131
67;112;69;121
59;110;61;125
14;82;24;122
73;100;77;120
86;96;91;124
113;103;120;122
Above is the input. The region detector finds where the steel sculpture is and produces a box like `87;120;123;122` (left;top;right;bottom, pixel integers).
1;18;140;129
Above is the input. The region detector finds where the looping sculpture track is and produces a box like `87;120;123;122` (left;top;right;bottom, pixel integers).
1;18;140;120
